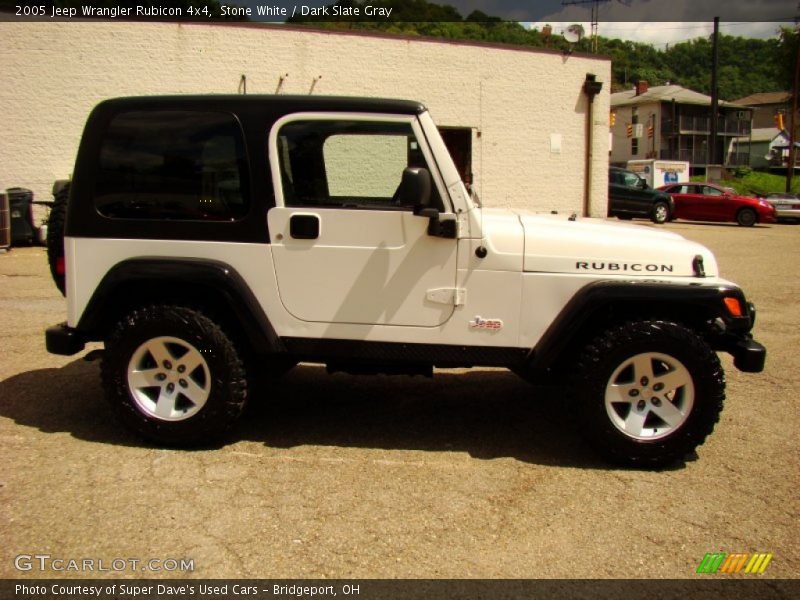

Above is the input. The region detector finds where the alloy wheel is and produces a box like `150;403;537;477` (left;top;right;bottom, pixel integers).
604;351;694;441
126;336;211;421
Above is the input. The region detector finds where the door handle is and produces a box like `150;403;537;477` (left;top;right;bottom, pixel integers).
289;214;320;239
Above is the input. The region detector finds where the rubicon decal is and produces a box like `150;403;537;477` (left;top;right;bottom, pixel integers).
469;316;503;331
576;261;674;273
696;552;773;574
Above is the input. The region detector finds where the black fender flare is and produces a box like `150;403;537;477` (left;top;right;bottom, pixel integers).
76;258;284;355
527;279;754;372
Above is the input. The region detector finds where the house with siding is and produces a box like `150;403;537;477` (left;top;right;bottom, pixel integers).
733;91;793;130
728;127;782;170
610;82;752;171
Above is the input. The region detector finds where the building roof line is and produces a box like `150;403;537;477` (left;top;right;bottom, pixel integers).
611;84;746;109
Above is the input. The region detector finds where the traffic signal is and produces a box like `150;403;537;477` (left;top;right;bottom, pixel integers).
610;111;616;126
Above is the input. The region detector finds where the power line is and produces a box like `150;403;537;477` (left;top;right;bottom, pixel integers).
600;22;785;33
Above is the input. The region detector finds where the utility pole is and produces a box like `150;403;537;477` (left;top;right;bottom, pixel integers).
709;16;720;167
787;25;799;193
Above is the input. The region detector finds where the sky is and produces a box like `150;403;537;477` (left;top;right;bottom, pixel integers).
237;0;796;25
236;0;796;46
526;21;790;48
471;0;795;46
451;0;795;24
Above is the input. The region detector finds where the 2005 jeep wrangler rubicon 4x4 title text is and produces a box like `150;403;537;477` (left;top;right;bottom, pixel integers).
46;95;766;467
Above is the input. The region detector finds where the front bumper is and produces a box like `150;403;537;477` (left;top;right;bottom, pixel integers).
45;322;86;356
761;212;779;224
774;207;800;220
715;300;766;373
728;336;767;373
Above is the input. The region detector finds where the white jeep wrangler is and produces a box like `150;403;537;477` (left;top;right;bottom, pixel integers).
46;95;765;467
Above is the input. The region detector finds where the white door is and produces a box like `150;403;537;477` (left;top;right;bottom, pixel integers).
267;113;458;327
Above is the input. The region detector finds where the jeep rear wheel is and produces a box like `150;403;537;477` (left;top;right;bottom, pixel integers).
101;305;247;445
574;321;724;468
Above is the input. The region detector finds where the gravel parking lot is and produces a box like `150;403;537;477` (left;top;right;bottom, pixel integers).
1;220;798;580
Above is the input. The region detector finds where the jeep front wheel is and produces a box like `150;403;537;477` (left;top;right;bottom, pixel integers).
101;305;247;445
575;321;724;468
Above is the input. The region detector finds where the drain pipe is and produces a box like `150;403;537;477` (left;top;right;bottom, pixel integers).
582;73;603;217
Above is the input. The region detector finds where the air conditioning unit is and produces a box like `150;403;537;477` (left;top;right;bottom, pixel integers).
7;187;35;246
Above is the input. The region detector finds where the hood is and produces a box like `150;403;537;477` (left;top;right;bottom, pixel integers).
503;210;718;277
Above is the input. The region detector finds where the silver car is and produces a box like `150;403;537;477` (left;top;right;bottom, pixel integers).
765;193;800;221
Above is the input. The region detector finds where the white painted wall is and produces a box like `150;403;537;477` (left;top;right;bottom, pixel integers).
610;101;662;165
0;21;610;224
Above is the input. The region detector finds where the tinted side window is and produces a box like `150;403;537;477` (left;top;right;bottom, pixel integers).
95;111;249;221
703;186;723;196
622;171;641;187
276;119;442;210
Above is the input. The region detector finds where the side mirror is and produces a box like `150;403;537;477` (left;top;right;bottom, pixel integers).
397;167;456;239
638;178;648;189
396;167;431;212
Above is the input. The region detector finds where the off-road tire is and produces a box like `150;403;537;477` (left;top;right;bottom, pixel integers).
46;182;69;296
574;320;725;468
651;201;670;224
101;305;248;446
736;208;757;227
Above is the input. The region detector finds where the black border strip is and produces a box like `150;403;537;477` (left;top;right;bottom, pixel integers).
4;579;799;600
2;0;796;23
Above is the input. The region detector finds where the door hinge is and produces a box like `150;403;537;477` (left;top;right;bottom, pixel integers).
426;287;466;306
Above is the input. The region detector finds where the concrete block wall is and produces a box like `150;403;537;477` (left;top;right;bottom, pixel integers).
0;22;610;224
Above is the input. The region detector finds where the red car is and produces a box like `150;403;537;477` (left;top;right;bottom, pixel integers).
657;182;777;227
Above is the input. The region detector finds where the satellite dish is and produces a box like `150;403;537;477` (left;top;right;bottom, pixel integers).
563;24;585;44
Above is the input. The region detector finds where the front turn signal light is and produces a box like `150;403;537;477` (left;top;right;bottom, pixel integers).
724;297;743;317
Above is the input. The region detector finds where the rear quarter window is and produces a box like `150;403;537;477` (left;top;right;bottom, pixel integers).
94;110;250;221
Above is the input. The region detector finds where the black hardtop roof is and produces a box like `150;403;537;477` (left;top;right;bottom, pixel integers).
96;94;427;115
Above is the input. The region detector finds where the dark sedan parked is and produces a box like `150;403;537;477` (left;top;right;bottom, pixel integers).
658;182;777;227
608;167;673;224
